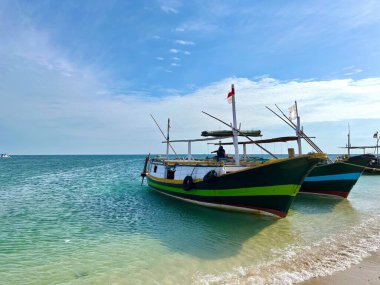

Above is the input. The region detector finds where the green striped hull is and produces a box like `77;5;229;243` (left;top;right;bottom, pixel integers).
147;155;322;218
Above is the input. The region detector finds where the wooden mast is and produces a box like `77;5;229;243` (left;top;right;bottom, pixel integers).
166;118;170;159
231;84;240;166
376;131;379;159
295;101;302;156
150;114;178;158
347;123;351;157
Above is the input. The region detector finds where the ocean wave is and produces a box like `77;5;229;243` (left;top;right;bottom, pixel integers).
195;215;380;285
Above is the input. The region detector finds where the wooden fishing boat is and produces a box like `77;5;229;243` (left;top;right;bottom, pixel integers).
145;154;325;218
343;154;376;167
214;138;366;199
340;145;380;175
142;85;326;218
300;162;365;198
266;103;370;198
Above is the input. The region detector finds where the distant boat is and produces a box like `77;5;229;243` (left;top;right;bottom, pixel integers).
142;85;326;218
339;130;380;175
0;153;10;158
266;102;371;198
219;137;369;199
300;161;367;198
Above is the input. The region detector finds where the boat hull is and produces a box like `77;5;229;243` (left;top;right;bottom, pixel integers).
339;154;380;175
345;154;373;167
364;158;380;175
363;166;380;175
147;155;323;218
300;162;365;198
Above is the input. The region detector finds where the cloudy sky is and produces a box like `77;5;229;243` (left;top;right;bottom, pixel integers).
1;0;380;155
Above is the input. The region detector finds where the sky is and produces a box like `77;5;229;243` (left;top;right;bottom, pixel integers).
1;0;380;155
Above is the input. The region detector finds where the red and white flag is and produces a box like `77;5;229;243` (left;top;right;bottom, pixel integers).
227;84;235;104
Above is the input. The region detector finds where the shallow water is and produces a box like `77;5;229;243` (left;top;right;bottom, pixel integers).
0;155;379;284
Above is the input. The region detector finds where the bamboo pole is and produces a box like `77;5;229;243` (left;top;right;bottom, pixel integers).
273;105;325;154
150;114;179;158
266;106;331;163
202;111;278;159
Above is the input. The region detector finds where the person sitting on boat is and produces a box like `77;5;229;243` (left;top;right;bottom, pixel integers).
212;145;226;159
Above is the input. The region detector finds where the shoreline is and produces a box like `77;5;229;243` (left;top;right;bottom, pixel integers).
301;249;380;285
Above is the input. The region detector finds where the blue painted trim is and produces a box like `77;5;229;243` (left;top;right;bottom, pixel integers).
304;173;361;182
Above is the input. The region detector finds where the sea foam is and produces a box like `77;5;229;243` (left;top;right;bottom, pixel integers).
196;215;380;285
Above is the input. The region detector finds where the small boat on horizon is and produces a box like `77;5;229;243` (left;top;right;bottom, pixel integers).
141;85;326;218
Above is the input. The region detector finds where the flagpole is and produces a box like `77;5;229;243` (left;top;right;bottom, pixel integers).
295;101;302;155
166;118;170;159
150;114;178;157
231;84;240;166
347;123;351;157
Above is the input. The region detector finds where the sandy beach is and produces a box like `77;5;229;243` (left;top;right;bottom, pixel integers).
301;250;380;285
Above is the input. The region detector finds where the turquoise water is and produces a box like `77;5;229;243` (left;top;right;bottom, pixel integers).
1;155;379;284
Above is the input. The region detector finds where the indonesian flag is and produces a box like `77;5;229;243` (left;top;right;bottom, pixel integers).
288;104;297;120
373;131;378;138
227;84;235;104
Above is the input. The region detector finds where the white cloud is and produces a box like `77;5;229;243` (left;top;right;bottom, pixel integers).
184;51;191;55
343;66;363;76
153;35;161;39
172;57;180;61
8;28;75;78
1;17;379;154
345;69;363;76
161;6;178;14
175;40;195;45
156;56;164;60
1;3;380;154
171;63;180;67
3;40;380;154
175;21;218;33
159;0;180;14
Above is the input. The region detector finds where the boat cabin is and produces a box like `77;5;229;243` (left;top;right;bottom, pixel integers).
148;158;226;181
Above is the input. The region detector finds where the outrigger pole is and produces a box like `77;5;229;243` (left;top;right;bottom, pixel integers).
347;123;351;157
274;104;325;154
150;114;179;158
266;105;332;163
294;101;302;155
201;111;278;159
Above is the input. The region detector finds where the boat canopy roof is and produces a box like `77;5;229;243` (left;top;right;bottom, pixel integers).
163;136;231;143
340;146;378;149
211;136;299;145
201;129;261;137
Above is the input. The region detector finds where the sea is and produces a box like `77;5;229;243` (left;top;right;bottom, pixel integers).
1;155;379;285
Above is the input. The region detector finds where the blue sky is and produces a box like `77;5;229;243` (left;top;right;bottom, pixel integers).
1;0;380;154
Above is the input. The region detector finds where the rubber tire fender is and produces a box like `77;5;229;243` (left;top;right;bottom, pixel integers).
183;175;194;191
203;170;218;182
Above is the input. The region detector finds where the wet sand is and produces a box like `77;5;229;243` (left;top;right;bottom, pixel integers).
301;250;380;285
